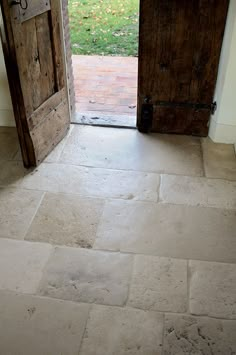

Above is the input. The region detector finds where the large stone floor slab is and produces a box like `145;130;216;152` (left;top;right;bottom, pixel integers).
128;256;187;313
0;238;52;294
95;200;236;263
59;126;203;176
0;127;19;161
0;187;43;240
163;314;236;355
20;163;160;202
202;138;236;180
80;305;164;355
160;174;236;209
0;291;89;355
189;260;236;319
26;193;105;248
38;247;133;306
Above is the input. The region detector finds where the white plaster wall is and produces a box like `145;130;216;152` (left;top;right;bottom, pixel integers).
0;35;15;127
209;0;236;144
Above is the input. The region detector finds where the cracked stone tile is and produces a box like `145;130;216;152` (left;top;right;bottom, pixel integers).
25;193;105;248
0;290;89;355
202;138;236;180
189;260;236;319
128;255;187;313
0;187;44;240
21;163;160;202
0;238;53;293
160;174;236;209
80;305;164;355
163;314;236;355
94;200;236;263
38;247;132;306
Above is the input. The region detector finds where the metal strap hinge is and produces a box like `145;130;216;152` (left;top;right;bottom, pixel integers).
155;101;217;115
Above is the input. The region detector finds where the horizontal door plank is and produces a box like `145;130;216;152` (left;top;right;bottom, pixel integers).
27;88;66;130
30;98;70;164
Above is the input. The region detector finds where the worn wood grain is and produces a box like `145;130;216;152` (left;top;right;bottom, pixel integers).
0;0;70;167
19;0;51;23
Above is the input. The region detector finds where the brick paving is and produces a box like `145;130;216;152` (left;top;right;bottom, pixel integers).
72;55;138;117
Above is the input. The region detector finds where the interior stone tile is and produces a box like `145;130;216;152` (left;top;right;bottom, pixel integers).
80;305;164;355
0;238;52;293
202;138;236;180
38;247;133;306
21;163;160;202
160;174;236;209
0;160;29;187
0;187;44;240
0;290;89;355
0;127;19;160
94;201;236;263
26;193;105;248
189;260;236;319
163;314;236;355
59;126;203;176
128;255;187;313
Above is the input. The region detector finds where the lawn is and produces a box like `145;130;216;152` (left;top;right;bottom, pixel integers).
68;0;139;56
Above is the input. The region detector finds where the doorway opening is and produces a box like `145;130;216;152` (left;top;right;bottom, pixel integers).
67;0;139;128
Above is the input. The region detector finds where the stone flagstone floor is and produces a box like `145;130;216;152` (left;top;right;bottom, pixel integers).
0;125;236;354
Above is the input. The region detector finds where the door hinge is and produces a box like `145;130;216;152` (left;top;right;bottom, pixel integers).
211;101;217;115
140;99;153;133
155;100;217;115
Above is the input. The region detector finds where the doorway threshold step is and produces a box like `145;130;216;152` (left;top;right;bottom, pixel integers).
72;111;136;128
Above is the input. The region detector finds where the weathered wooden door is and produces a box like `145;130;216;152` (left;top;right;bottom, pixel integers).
0;0;70;167
137;0;229;136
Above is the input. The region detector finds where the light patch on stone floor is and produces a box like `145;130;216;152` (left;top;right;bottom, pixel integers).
20;163;160;202
25;193;105;248
0;238;53;294
128;255;187;313
163;314;236;355
38;247;133;306
160;174;236;209
80;305;164;355
0;290;90;355
189;260;236;319
0;187;44;240
202;138;236;180
94;200;236;263
59;126;203;176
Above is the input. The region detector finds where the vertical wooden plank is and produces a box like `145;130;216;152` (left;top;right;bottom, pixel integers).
35;12;56;101
0;0;35;166
138;0;229;135
189;0;229;103
50;0;65;90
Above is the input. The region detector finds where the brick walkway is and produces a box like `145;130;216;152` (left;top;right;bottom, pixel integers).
72;55;138;125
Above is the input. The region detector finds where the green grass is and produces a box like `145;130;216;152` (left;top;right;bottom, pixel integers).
68;0;139;56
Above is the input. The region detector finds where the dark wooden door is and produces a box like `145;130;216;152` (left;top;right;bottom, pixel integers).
0;0;70;167
137;0;229;136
